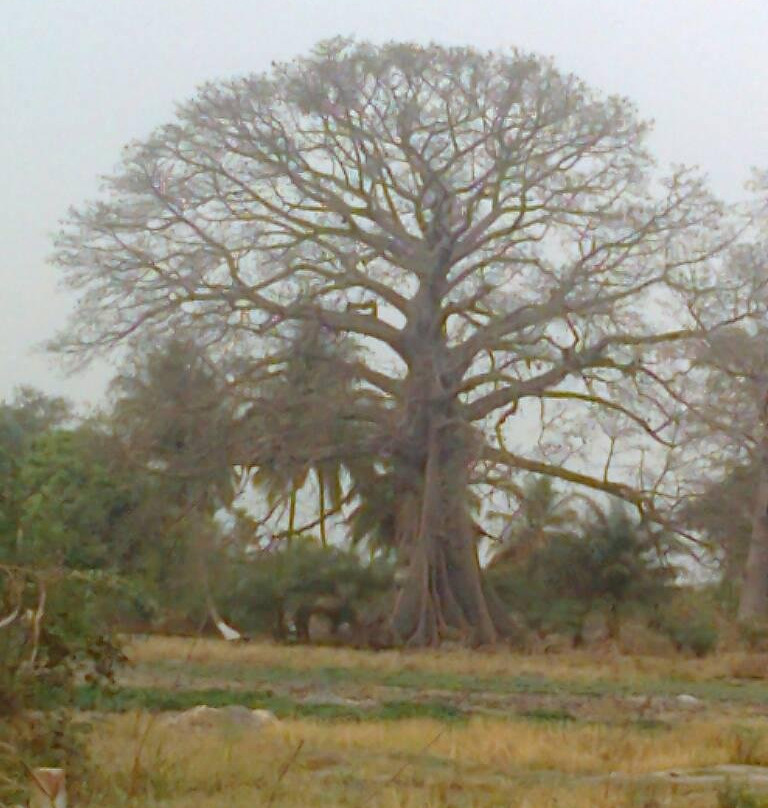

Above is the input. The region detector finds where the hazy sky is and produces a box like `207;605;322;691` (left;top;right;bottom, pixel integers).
3;0;768;407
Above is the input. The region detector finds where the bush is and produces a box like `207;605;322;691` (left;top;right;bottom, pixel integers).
674;622;719;657
0;570;125;804
487;502;675;644
617;620;677;656
666;617;719;657
213;538;395;642
654;589;720;657
718;781;768;808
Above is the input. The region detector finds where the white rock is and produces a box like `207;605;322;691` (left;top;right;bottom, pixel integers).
250;708;279;725
300;693;376;709
165;705;278;730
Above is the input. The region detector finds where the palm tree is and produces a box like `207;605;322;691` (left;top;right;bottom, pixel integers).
490;476;580;567
243;318;384;547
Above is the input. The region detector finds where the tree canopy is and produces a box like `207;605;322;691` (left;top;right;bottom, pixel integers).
53;40;743;645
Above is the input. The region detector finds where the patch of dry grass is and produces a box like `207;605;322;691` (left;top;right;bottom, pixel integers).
81;711;750;807
125;635;743;685
67;636;768;806
727;654;768;680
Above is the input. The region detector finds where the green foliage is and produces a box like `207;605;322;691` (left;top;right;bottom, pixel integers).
491;476;578;567
653;589;720;657
247;322;366;490
3;417;195;618
242;321;392;551
659;612;719;657
717;780;768;808
0;388;72;561
0;574;126;699
0;568;126;805
0;390;141;801
110;337;237;507
17;428;132;568
0;389;192;586
215;537;394;638
108;339;271;628
488;496;675;641
683;461;755;588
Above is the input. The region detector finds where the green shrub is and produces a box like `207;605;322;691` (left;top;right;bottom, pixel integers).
674;619;719;657
0;571;125;804
654;590;720;657
213;537;394;641
717;780;768;808
487;502;675;643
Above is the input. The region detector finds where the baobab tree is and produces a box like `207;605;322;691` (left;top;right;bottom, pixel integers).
54;40;735;645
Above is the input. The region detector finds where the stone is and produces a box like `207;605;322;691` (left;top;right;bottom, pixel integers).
165;705;278;730
300;692;377;709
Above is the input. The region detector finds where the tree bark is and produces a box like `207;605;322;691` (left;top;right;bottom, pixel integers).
739;390;768;621
390;413;511;647
737;477;768;621
387;266;516;647
318;469;327;548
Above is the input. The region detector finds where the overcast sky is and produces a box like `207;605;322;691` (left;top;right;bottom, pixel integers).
3;0;768;407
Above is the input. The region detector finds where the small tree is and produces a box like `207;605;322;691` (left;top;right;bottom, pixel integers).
490;475;580;567
682;460;755;596
242;320;381;545
674;225;768;620
0;388;72;561
0;393;127;805
110;337;237;509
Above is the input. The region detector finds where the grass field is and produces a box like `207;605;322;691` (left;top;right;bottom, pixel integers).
71;637;768;807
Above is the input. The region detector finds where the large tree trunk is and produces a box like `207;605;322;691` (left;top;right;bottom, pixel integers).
390;413;514;647
739;398;768;620
388;256;516;647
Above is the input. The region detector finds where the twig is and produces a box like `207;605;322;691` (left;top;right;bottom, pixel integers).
265;740;304;808
26;578;47;669
0;742;55;803
0;567;22;631
18;759;54;803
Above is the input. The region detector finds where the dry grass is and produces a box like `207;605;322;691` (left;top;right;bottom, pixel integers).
66;636;768;806
125;635;744;685
81;711;753;808
728;653;768;680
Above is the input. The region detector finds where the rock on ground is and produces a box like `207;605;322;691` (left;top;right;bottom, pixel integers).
164;705;278;730
675;693;703;708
